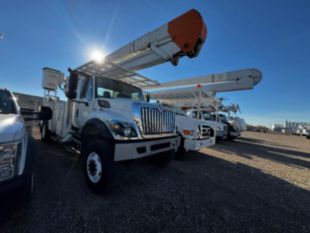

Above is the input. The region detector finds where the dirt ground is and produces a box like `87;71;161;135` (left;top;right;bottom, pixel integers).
0;131;309;233
204;131;310;190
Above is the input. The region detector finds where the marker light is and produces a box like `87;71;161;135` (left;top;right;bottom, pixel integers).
183;129;193;135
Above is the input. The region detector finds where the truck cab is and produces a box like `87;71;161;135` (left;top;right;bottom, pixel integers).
0;88;34;211
186;109;228;141
163;105;215;156
41;70;180;193
215;113;242;140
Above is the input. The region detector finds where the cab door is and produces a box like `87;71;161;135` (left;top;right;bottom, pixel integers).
76;77;94;127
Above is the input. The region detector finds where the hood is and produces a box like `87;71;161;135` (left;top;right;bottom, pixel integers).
204;120;226;131
101;98;137;113
0;114;24;143
95;98;163;124
98;98;162;115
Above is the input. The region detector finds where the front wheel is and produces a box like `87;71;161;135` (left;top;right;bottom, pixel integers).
82;140;114;194
22;135;35;208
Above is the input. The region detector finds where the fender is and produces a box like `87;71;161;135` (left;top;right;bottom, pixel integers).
81;118;114;146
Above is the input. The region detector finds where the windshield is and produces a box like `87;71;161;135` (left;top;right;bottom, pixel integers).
189;110;215;120
0;90;17;114
201;111;214;121
95;77;144;101
219;114;229;123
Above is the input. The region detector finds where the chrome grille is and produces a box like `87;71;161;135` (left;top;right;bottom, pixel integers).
199;124;212;138
141;107;175;135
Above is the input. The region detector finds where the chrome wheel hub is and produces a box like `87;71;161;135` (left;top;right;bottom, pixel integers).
86;152;102;183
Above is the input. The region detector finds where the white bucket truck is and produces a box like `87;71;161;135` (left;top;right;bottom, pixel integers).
160;104;216;157
147;68;262;142
39;9;207;193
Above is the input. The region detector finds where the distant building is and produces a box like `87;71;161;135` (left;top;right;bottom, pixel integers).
13;92;43;112
284;121;310;135
271;124;285;132
285;121;310;130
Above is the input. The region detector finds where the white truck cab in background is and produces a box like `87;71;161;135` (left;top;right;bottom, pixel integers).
185;109;228;141
163;105;215;157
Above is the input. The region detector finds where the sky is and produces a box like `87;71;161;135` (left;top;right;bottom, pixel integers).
0;0;309;127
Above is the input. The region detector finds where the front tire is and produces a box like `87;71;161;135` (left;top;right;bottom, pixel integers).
82;140;114;194
22;135;35;208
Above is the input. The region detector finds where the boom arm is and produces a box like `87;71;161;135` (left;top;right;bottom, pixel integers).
74;9;207;88
145;68;262;102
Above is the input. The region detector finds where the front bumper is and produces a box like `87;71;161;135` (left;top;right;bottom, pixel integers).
114;136;180;161
184;137;215;151
230;130;241;137
216;130;227;138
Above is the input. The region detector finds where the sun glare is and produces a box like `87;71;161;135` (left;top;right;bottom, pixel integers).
89;47;106;64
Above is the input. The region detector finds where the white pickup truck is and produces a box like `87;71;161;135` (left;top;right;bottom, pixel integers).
0;88;35;210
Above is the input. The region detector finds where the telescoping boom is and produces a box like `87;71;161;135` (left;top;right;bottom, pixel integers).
145;68;262;102
74;9;207;88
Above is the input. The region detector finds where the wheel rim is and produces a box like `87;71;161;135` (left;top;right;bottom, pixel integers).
86;152;102;183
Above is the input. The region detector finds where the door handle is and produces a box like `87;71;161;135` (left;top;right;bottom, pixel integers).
76;109;79;117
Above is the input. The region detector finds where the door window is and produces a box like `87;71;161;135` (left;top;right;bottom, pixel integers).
80;78;93;101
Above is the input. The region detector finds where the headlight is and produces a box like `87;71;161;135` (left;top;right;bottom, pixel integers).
108;121;138;138
0;142;21;182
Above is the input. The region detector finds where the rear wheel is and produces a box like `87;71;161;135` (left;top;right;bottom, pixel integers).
40;121;51;143
82;140;114;194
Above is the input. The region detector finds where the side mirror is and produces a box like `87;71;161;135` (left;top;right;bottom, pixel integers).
146;93;150;102
65;68;78;99
20;108;35;116
38;106;52;120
